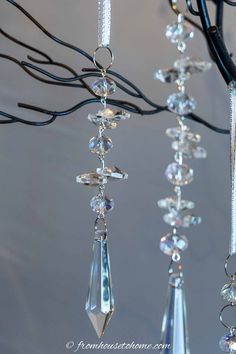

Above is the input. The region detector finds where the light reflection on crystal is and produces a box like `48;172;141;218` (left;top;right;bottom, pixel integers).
160;273;190;354
86;233;114;338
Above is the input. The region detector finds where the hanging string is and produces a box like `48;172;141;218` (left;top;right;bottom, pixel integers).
229;81;236;255
98;0;111;47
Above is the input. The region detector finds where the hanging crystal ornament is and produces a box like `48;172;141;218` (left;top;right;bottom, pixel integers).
160;262;190;354
219;81;236;353
155;6;210;353
77;0;130;337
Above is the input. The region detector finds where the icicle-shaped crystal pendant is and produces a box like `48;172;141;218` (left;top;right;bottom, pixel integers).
86;227;114;338
160;271;190;354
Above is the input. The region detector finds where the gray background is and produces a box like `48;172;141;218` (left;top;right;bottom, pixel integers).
1;0;236;353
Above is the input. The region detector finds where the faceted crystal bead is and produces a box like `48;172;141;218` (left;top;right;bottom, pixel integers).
86;234;114;338
97;166;128;181
221;282;236;303
166;126;190;139
160;273;190;354
89;135;113;155
90;195;114;214
88;108;130;129
160;233;188;256
91;77;116;97
172;140;197;156
174;56;212;75
219;334;236;352
166;21;194;44
163;212;201;228
154;68;179;84
158;197;195;211
165;162;194;186
193;146;207;159
167;92;197;115
76;172;107;187
182;214;202;227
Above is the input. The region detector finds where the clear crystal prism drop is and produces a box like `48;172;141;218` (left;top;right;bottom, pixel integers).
160;273;190;354
86;232;114;338
167;93;197;115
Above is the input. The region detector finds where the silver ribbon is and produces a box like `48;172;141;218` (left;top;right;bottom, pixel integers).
98;0;111;47
229;81;236;255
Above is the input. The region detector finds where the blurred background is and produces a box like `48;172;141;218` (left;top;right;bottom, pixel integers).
1;0;236;353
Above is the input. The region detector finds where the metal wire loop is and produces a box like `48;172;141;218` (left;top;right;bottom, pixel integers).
225;254;236;279
168;258;183;275
93;46;114;74
219;304;236;330
94;216;108;239
169;0;188;14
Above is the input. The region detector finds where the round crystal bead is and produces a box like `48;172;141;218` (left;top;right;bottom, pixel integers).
221;282;236;303
193;146;207;159
91;77;116;97
219;334;236;352
90;195;114;214
165;162;194;186
167;92;197;115
89;135;113;155
160;233;188;256
165;22;194;44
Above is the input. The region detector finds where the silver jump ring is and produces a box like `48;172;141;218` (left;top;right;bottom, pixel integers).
168;258;183;275
93;46;114;74
225;254;236;279
169;0;187;15
94;216;108;237
219;304;236;330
